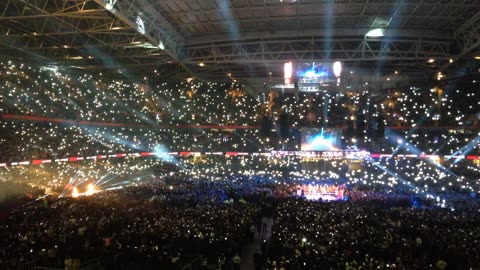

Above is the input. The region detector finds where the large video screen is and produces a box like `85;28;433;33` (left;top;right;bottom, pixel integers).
301;128;342;151
296;62;336;83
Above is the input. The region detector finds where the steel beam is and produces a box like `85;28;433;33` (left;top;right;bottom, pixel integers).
13;0;141;64
93;0;183;61
183;37;454;64
93;0;201;78
185;28;453;45
455;11;480;58
0;9;108;20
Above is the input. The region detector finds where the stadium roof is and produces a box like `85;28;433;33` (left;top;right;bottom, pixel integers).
0;0;479;80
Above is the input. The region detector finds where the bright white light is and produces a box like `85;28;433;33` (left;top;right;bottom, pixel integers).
283;62;293;83
41;66;58;73
105;0;117;10
365;28;384;37
333;61;342;78
158;41;165;50
136;16;146;34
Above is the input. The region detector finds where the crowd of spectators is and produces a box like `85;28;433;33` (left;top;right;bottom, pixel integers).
0;60;479;270
0;121;301;162
1;61;478;129
1;176;479;270
0;177;277;270
266;195;480;270
1;152;479;200
1;60;479;164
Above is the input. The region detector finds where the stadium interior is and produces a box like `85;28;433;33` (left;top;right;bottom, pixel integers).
0;0;480;269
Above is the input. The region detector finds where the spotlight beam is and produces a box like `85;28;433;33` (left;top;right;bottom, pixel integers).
447;136;480;164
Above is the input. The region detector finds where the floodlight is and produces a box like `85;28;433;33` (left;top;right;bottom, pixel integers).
365;28;384;37
333;61;342;77
136;16;146;34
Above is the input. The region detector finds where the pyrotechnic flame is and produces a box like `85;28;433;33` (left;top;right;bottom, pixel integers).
72;187;79;198
86;184;95;196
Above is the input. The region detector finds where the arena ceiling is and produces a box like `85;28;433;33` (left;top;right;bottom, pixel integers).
0;0;479;80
